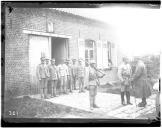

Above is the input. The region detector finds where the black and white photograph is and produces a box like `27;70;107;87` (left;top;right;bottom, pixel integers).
1;1;161;126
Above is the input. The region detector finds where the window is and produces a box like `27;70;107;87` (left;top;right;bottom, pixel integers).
47;22;54;33
90;50;93;59
85;39;95;66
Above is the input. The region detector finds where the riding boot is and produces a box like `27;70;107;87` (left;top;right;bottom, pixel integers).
126;91;132;105
93;97;99;108
40;89;44;99
44;88;48;99
121;92;126;105
138;97;147;107
90;96;93;110
142;97;147;106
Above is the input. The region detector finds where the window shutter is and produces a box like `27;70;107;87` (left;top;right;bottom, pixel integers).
47;22;54;33
96;40;103;69
78;38;85;61
102;41;108;68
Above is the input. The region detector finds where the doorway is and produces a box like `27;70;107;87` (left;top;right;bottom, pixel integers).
51;37;69;65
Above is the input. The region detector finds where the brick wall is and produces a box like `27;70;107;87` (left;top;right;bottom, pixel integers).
5;8;114;96
5;8;30;96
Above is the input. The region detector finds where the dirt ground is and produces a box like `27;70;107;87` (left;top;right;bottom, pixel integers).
3;83;158;119
3;95;115;119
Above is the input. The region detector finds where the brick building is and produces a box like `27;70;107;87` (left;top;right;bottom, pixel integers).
5;8;121;96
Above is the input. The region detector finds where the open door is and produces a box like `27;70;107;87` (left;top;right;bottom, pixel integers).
51;37;69;65
29;35;50;94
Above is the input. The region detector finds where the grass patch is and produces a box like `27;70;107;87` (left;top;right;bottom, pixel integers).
3;96;80;118
3;96;102;118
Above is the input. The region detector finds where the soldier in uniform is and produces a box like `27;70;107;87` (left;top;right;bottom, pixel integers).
63;59;68;94
89;60;105;110
84;61;90;90
45;56;51;98
65;59;73;93
36;57;50;99
49;58;59;97
57;59;67;94
118;57;132;105
77;59;85;93
71;58;78;90
131;59;151;107
57;59;65;94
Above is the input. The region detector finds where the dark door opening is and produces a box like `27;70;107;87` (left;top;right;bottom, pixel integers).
51;37;69;65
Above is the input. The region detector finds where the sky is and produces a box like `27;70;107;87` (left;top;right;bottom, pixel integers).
71;6;162;57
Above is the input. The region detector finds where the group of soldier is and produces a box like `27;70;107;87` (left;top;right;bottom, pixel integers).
118;57;152;107
37;55;152;110
36;56;104;110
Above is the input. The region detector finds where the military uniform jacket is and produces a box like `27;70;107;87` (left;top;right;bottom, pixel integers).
89;67;100;86
36;64;50;80
57;64;66;77
67;65;73;76
49;65;58;80
72;64;78;77
77;65;85;78
118;63;132;83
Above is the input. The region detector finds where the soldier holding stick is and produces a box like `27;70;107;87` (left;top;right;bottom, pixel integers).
118;57;132;105
88;60;105;110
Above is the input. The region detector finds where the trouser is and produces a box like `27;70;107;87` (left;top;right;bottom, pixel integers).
51;80;58;96
39;78;47;98
64;76;68;93
72;75;77;90
142;97;146;104
89;85;97;107
60;76;65;93
78;77;84;92
121;91;131;104
67;75;72;92
121;84;131;104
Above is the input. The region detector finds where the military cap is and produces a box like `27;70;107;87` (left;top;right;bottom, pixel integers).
40;56;45;60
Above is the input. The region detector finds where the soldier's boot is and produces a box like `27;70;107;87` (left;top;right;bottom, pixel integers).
54;87;57;97
93;97;99;108
126;91;132;105
90;97;94;110
81;85;85;92
73;78;77;90
138;97;147;107
51;88;54;98
70;85;73;93
79;84;82;93
121;92;126;105
142;97;147;106
40;89;44;99
61;86;64;94
74;85;77;90
63;85;66;94
44;88;48;99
